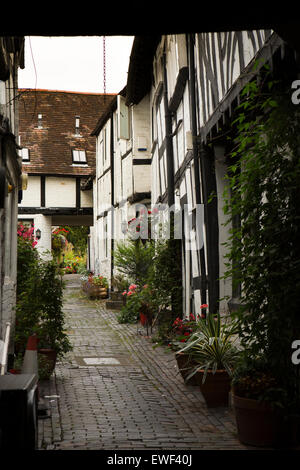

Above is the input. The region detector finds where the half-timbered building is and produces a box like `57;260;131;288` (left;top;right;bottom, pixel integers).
91;88;152;282
17;89;115;259
0;37;25;349
123;31;298;318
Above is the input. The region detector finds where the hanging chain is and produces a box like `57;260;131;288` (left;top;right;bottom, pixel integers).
103;36;106;99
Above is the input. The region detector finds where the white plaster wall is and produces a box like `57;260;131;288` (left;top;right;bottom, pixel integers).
214;147;232;314
18;175;41;207
133;165;151;193
132;95;151;159
46;177;76;207
18;213;52;259
81;189;93;208
122;155;133;200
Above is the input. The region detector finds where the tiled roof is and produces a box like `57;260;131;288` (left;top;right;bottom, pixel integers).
18;89;116;176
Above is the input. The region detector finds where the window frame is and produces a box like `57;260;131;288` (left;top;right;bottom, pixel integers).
72;149;87;164
20;147;30;162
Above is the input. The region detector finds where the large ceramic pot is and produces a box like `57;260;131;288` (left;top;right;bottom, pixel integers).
232;393;298;447
175;352;199;385
196;369;231;407
38;348;57;374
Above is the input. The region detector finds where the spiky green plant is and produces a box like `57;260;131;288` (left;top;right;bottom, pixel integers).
178;313;240;384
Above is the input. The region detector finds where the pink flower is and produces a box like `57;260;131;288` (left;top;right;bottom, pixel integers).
122;291;127;296
129;284;137;291
143;284;148;289
127;291;133;296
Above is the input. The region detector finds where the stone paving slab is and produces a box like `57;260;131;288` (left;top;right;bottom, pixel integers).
38;274;247;451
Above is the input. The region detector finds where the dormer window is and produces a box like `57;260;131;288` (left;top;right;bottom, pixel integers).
20;148;30;162
75;115;80;136
38;113;43;128
72;149;87;164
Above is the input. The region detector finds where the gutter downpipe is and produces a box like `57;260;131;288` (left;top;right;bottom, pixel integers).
187;33;208;316
110;111;114;290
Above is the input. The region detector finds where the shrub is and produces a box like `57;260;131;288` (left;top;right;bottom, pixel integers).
15;224;72;358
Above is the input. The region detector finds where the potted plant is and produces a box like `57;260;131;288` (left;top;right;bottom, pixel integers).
38;353;55;381
230;354;300;447
120;284;155;334
177;312;240;406
167;313;199;385
84;274;109;299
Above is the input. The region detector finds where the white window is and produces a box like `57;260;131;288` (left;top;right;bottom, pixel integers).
72;149;87;163
38;114;43;128
117;95;129;140
20;148;30;161
75;115;80;135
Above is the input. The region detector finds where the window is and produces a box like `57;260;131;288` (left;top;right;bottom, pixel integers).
38;114;43;128
117;95;129;140
72;149;87;164
75;115;80;135
20;148;30;162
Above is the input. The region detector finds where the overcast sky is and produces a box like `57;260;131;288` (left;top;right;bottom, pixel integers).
18;36;134;94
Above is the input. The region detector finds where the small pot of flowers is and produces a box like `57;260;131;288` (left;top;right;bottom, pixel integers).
170;313;199;385
86;274;109;299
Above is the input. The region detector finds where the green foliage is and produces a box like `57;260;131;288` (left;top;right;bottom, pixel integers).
16;232;72;358
223;68;300;410
63;251;86;274
117;284;153;324
231;354;288;408
63;225;89;255
148;237;183;332
178;313;240;384
37;354;54;381
113;239;155;286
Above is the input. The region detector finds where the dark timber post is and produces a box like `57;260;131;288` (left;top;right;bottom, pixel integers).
187;33;208;314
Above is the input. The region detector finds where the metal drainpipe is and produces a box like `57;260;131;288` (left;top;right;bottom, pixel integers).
110;111;114;290
187;33;208;314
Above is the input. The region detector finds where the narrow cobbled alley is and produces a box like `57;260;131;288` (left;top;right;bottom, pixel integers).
38;275;246;451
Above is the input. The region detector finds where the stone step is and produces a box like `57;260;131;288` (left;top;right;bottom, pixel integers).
106;300;124;310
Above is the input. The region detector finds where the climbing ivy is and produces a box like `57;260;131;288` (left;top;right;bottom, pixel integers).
223;67;300;410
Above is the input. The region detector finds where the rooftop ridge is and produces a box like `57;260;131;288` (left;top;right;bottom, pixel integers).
18;88;117;96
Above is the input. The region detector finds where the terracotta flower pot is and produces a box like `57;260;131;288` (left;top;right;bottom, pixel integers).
232;393;296;447
196;369;231;407
175;352;199;385
38;348;57;373
140;313;148;326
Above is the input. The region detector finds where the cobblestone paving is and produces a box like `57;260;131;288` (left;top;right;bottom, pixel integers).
38;275;247;451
